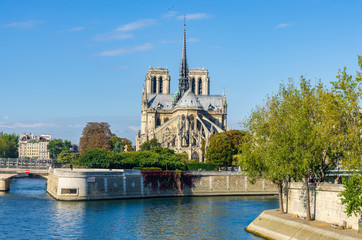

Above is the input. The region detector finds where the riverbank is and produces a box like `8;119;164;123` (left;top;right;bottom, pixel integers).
246;209;362;240
47;168;278;200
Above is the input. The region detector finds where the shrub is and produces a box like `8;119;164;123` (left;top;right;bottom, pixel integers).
186;162;219;171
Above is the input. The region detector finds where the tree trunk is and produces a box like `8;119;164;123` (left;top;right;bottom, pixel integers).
278;181;285;214
305;177;312;221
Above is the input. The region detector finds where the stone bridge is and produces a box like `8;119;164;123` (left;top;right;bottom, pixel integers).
0;168;50;191
0;158;55;191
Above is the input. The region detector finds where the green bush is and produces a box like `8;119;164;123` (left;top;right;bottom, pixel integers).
78;147;187;170
186;162;219;171
133;167;162;171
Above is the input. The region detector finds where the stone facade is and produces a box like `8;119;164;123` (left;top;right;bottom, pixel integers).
18;133;51;159
135;25;227;161
283;182;361;231
46;169;277;201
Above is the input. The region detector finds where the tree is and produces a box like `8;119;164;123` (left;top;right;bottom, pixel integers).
0;133;18;158
113;141;123;153
109;136;134;152
79;122;112;153
140;138;161;151
334;56;362;218
339;173;362;217
47;139;72;158
208;130;249;156
58;150;80;164
205;134;233;165
239;76;353;219
122;138;135;152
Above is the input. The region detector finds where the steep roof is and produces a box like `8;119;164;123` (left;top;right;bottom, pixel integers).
175;89;202;109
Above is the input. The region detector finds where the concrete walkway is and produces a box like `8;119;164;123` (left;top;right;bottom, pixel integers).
247;209;362;240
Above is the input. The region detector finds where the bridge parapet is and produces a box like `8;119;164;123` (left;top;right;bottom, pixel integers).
0;167;50;191
0;158;56;169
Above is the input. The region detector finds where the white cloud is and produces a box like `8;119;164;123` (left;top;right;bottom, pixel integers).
57;26;85;33
178;13;211;20
94;32;133;41
133;43;153;51
187;38;200;43
94;19;156;41
97;43;154;57
275;23;291;28
5;20;42;29
116;19;156;31
100;65;129;71
3;116;9;120
163;11;178;18
0;122;59;128
98;48;128;57
160;39;176;44
128;126;140;132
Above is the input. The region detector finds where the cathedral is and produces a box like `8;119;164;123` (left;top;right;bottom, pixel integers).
135;25;227;161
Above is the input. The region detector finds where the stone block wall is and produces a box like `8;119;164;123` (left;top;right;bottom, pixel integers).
47;169;277;201
283;182;361;231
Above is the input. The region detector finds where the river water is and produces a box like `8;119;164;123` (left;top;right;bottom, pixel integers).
0;178;278;240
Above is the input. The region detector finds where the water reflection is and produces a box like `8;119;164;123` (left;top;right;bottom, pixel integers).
1;178;276;239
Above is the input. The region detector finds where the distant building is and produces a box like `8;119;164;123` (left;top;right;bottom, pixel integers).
18;133;52;159
135;25;227;161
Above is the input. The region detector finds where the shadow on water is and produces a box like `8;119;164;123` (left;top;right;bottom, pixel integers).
1;178;277;240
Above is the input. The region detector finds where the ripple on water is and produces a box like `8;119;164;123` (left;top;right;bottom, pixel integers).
0;178;276;240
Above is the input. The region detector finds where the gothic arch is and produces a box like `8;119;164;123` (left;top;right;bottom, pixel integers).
191;151;199;161
198;78;202;95
151;77;156;93
191;78;195;93
159;77;163;93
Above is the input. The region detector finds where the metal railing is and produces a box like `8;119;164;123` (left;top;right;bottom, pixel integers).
0;158;58;169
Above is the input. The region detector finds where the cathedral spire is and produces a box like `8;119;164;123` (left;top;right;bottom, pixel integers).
178;19;189;97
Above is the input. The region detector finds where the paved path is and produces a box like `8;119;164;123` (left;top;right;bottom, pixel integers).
247;209;362;240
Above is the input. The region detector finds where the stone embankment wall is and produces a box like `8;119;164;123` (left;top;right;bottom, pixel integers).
47;169;277;201
283;182;361;231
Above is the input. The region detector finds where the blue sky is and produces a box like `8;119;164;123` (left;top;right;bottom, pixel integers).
1;0;362;145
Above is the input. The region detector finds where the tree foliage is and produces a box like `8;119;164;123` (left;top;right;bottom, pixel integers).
78;147;187;170
58;150;80;164
47;139;72;159
239;66;362;219
334;56;362;217
339;173;362;217
79;122;112;153
0;133;18;158
205;134;233;165
140;138;161;151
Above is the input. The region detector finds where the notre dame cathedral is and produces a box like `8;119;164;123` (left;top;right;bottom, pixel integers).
135;25;227;161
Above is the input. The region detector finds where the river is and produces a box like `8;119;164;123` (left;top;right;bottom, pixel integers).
0;178;278;239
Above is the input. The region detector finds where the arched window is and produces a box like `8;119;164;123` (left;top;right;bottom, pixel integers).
151;77;156;93
191;78;195;93
159;77;163;93
156;117;161;126
198;78;202;95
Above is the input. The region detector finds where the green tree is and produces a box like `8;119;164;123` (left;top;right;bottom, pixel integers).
333;56;362;217
239;76;353;219
47;139;72;159
58;150;80;164
140;138;161;151
113;141;123;153
0;133;18;158
208;130;249;156
205;134;233;165
339;173;362;217
79;122;112;153
78;148;115;168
